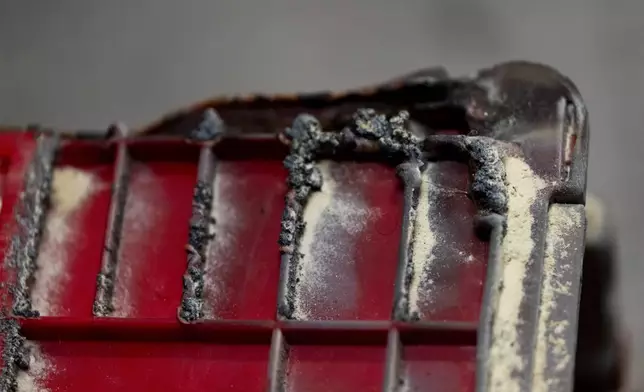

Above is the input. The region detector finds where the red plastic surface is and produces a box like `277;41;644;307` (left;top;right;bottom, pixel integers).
113;158;196;319
32;339;269;391
290;162;403;321
285;344;385;392
203;160;285;320
0;134;484;391
414;162;487;323
401;345;476;391
34;144;114;317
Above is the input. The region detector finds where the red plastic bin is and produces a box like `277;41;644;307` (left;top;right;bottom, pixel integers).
0;60;592;392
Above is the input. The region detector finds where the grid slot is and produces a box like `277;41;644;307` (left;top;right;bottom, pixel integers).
281;161;403;321
399;343;476;392
396;324;477;391
279;325;389;392
201;159;286;320
284;344;386;392
20;339;271;391
394;161;487;323
32;142;115;317
110;142;199;319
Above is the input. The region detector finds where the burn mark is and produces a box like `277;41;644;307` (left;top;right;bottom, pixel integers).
464;137;507;217
178;146;216;323
425;134;508;217
188;109;225;142
277;115;342;319
6;134;59;318
179;182;214;322
277;110;424;319
0;319;29;392
351;109;423;160
276;109;512;321
393;161;423;322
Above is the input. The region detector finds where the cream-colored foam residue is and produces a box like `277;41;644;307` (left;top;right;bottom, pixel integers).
292;161;336;320
203;165;243;318
532;205;583;392
32;167;97;316
17;342;55;392
292;161;378;320
407;164;438;318
488;156;546;392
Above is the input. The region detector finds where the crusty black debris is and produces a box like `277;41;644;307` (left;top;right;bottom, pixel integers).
93;272;116;316
0;318;30;392
277;109;423;319
424;134;508;217
189;109;225;142
352;109;423;160
179;180;214;322
464;136;507;216
277;114;340;319
6;134;59;318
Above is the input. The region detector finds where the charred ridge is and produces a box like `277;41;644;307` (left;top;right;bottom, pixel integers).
135;76;455;138
6;133;59;318
0;319;29;392
276;109;511;320
277;109;424;319
179;180;215;323
424;134;508;218
178;134;217;323
463;137;508;217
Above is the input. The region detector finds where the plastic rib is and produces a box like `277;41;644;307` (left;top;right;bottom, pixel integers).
382;328;402;391
178;146;216;323
474;214;505;392
267;328;287;392
391;176;420;321
93;136;131;316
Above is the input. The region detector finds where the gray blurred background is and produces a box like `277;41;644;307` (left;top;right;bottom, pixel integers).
0;0;641;388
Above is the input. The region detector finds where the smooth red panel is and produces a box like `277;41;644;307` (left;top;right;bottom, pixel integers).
401;345;476;392
293;162;404;320
113;160;196;318
285;344;385;392
31;144;114;317
203;160;286;320
30;340;268;392
413;162;488;323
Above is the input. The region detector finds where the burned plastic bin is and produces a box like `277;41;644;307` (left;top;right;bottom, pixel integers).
0;61;622;391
